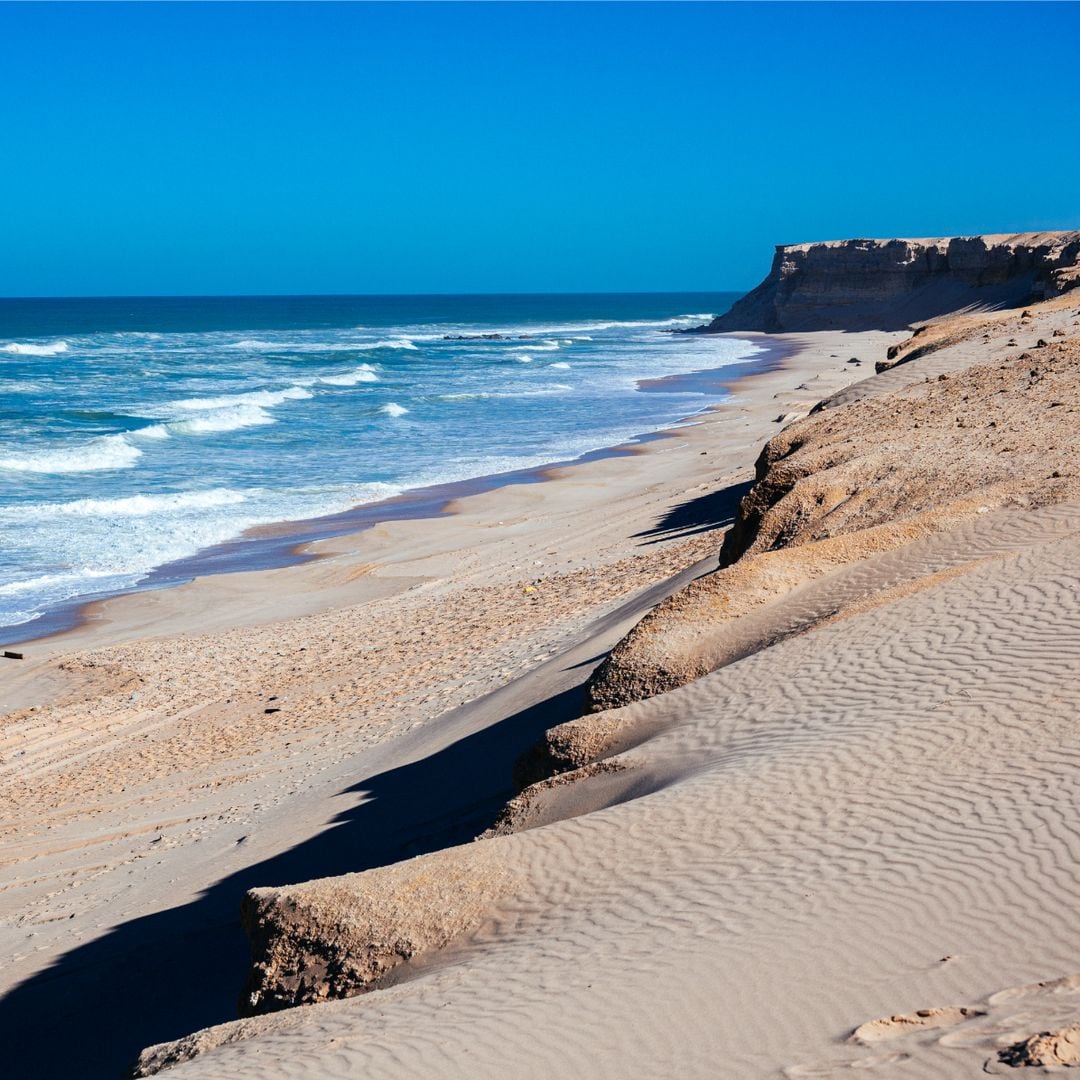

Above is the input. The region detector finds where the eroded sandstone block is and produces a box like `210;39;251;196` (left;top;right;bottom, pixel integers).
240;841;517;1015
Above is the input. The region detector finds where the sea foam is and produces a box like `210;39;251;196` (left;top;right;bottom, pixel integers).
0;434;141;474
1;340;70;357
170;385;313;411
227;337;416;352
317;364;380;386
380;402;409;417
167;404;276;434
1;488;248;521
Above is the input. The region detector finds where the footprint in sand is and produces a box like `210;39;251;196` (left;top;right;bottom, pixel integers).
785;1004;985;1076
790;974;1080;1075
850;1006;985;1044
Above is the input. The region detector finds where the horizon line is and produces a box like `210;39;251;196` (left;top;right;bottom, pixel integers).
0;287;748;303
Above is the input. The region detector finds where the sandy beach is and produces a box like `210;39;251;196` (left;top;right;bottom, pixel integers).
6;0;1080;1072
0;326;894;1073
3;259;1080;1079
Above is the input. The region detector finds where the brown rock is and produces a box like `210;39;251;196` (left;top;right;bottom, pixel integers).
587;341;1080;711
240;842;517;1015
999;1022;1080;1067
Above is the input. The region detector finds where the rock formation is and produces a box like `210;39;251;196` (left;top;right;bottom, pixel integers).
999;1022;1080;1067
239;842;517;1015
587;326;1080;711
697;231;1080;332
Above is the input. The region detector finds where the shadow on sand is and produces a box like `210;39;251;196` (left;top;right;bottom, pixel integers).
1;479;739;1079
633;479;751;544
0;682;586;1079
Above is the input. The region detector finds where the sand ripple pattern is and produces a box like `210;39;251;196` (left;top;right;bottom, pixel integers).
139;504;1080;1077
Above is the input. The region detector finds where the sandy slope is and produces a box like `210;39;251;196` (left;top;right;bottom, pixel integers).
588;300;1080;711
0;330;895;1077
137;500;1080;1078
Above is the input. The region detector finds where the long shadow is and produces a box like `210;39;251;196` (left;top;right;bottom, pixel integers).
634;478;751;544
0;682;586;1079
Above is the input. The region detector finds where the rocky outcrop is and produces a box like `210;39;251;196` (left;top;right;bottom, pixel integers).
999;1022;1080;1067
586;333;1080;711
698;232;1080;332
239;842;517;1015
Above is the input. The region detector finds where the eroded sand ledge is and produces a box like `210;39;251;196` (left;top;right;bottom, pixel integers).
4;238;1080;1079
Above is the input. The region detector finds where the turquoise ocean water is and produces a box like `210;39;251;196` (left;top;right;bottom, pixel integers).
0;293;749;634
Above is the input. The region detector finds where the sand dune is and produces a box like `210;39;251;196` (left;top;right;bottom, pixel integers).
135;499;1080;1077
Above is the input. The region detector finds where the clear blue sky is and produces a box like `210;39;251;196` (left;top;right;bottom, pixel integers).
3;1;1078;297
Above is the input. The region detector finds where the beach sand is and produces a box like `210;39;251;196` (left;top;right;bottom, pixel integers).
3;302;1079;1078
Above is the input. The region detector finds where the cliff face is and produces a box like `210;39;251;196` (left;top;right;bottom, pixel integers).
703;231;1080;332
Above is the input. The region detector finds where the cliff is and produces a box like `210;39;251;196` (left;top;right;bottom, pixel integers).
700;231;1080;332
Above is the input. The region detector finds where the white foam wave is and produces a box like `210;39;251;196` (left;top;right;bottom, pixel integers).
1;488;248;522
132;424;171;441
441;317;705;339
318;364;379;386
380;402;409;418
504;383;574;397
0;480;404;624
437;384;572;402
1;340;69;357
227;339;278;350
0;569;117;599
227;337;416;352
168;405;276;434
369;338;417;350
170;385;313;411
514;354;533;363
0;434;141;474
550;362;571;370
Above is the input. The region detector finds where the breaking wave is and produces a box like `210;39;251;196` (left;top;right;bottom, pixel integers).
1;340;69;357
316;364;379;386
169;385;313;411
0;434;141;474
227;337;416;352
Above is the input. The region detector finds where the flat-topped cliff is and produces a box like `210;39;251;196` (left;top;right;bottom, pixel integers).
701;231;1080;332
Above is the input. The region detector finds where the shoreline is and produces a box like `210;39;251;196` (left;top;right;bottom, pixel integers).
0;325;906;1078
0;334;791;651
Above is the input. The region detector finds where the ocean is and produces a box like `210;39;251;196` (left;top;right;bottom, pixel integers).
0;292;751;637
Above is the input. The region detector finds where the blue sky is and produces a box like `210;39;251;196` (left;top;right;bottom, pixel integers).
2;1;1078;297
